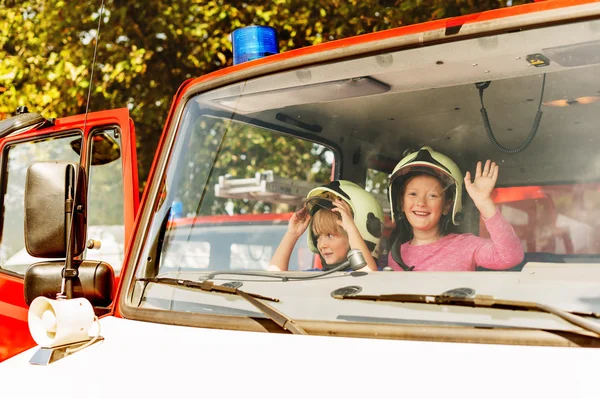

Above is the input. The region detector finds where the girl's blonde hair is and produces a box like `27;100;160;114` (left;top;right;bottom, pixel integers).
311;209;347;237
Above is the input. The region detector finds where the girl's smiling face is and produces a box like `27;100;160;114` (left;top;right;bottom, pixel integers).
402;174;451;235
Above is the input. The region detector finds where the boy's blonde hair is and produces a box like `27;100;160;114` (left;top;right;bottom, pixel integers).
311;209;347;237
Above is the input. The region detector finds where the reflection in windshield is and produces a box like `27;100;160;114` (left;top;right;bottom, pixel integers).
86;129;126;273
128;18;600;335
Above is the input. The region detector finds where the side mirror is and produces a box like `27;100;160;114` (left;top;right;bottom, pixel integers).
70;132;121;166
24;260;114;307
0;111;47;138
24;161;87;258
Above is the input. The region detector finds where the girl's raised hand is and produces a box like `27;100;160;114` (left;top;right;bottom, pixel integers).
464;160;498;206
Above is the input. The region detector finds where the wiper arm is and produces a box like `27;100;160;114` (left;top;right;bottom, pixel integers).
235;290;307;335
137;277;306;335
334;292;600;337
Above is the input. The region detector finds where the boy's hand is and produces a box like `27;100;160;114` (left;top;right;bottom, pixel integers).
287;208;311;238
332;198;378;272
464;160;498;219
332;199;358;233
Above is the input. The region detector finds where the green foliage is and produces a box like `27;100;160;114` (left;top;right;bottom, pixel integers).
0;0;527;191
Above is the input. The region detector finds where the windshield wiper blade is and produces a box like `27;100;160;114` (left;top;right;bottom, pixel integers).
235;290;307;335
333;292;600;337
137;277;306;335
138;277;278;300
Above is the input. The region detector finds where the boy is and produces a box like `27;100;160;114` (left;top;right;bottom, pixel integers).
269;180;384;272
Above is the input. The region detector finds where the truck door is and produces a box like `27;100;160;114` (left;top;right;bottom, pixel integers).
0;108;139;361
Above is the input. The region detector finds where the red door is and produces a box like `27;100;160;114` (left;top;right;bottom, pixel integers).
0;108;139;361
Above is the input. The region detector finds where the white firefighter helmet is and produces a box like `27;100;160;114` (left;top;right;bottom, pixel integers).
304;180;384;259
388;146;463;225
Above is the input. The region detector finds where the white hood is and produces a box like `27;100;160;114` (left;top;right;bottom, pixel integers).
1;315;598;399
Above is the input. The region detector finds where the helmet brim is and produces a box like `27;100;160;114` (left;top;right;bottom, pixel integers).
390;163;456;191
298;195;337;217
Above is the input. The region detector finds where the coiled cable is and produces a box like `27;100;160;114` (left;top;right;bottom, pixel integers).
477;73;546;154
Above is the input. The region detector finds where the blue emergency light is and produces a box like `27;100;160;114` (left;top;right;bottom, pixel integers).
231;26;279;65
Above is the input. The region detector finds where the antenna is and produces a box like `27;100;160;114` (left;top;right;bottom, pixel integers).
82;0;106;134
61;0;106;299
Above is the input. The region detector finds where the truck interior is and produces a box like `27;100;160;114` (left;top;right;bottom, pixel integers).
147;17;600;277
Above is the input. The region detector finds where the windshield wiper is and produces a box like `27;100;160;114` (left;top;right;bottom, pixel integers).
333;292;600;337
137;277;306;335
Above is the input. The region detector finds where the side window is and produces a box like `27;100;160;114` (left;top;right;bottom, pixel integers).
481;185;600;254
365;167;394;264
161;117;334;271
1;135;81;274
85;129;126;273
365;167;391;216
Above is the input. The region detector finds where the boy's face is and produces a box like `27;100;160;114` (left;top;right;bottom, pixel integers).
316;232;350;265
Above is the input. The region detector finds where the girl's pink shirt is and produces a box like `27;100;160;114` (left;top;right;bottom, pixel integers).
387;209;524;271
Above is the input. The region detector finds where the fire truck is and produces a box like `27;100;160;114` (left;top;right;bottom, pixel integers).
2;0;600;397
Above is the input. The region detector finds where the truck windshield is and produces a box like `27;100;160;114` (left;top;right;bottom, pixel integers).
127;17;600;336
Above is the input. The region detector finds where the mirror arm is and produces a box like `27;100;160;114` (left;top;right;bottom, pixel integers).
61;165;78;300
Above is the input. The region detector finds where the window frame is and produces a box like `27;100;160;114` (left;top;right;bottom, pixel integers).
0;130;83;277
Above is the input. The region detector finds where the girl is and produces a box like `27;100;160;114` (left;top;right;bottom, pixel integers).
387;146;524;271
269;180;384;272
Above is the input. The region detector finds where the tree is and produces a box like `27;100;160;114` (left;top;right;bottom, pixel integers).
0;0;527;191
